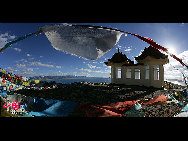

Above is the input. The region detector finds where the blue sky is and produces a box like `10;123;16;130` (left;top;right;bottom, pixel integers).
0;23;188;79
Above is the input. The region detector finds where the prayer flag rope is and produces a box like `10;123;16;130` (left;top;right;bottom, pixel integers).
124;32;188;68
0;30;42;53
0;24;187;68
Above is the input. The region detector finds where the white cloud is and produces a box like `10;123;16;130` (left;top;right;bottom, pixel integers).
117;45;122;48
79;68;109;73
9;35;16;39
28;57;34;60
79;68;92;72
13;47;22;52
26;54;31;57
20;68;36;76
16;59;28;63
5;67;18;73
55;66;62;69
30;62;54;68
0;32;16;48
0;33;16;39
92;61;98;64
164;50;188;81
30;61;62;69
88;64;96;69
15;64;26;68
124;48;132;52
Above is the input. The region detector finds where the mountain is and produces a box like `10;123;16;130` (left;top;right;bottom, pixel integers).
30;75;87;80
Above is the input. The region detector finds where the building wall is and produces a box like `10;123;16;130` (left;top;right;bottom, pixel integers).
107;53;169;88
111;63;165;88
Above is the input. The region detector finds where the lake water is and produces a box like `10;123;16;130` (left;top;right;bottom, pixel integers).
44;77;187;86
45;77;111;84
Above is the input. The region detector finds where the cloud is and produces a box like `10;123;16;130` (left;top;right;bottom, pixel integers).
79;68;92;72
30;62;54;68
88;64;101;69
30;61;62;69
55;66;62;69
20;68;38;76
79;68;109;73
164;50;188;81
5;67;18;73
124;48;132;52
0;33;16;39
0;32;16;48
16;59;28;63
5;66;39;77
15;64;26;68
92;61;98;64
20;59;28;62
117;45;122;48
88;64;97;69
26;54;31;57
13;47;22;52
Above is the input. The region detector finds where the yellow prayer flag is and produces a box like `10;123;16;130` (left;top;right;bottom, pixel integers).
22;81;30;86
34;80;40;84
1;69;6;74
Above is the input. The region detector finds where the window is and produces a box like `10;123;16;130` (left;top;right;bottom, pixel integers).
116;67;121;78
135;69;141;79
126;69;131;79
145;65;149;79
154;65;160;80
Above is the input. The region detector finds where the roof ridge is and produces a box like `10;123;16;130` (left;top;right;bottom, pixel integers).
135;46;168;61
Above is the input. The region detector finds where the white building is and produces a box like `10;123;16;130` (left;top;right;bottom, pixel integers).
105;46;169;88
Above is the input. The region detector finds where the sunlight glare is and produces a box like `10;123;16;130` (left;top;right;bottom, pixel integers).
168;48;176;54
166;44;177;55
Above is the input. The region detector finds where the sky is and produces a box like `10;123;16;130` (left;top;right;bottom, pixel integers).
0;23;188;81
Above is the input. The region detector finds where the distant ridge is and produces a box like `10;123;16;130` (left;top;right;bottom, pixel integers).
30;75;87;80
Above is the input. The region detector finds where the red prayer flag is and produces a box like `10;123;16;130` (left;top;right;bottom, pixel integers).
78;100;139;117
126;32;186;67
142;95;167;105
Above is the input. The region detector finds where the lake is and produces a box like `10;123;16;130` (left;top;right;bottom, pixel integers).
44;77;187;86
45;77;111;84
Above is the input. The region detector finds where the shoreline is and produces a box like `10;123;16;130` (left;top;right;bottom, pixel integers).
41;77;110;80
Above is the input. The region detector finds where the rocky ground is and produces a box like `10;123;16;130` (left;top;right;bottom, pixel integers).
130;89;187;117
139;102;184;117
4;82;188;117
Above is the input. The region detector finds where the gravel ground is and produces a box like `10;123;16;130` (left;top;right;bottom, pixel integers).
139;102;185;117
133;90;188;117
10;83;188;117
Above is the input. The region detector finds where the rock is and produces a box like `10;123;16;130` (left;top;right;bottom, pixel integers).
156;105;161;109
